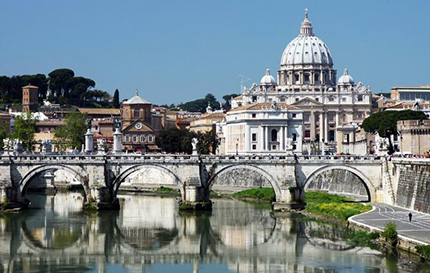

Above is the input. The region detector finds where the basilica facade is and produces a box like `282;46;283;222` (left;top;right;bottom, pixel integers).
231;10;373;154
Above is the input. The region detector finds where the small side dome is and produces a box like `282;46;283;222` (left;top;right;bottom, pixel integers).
338;68;354;85
260;68;277;86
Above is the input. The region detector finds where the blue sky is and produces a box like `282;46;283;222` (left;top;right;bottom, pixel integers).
0;0;429;105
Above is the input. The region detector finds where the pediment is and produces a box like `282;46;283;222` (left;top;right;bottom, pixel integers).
292;97;323;106
122;119;154;133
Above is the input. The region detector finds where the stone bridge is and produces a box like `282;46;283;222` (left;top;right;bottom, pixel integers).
0;154;388;210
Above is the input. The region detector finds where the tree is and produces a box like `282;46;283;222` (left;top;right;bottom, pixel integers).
10;112;36;151
178;93;220;113
196;129;218;155
113;89;120;108
48;68;75;98
222;93;239;111
0;118;10;148
157;128;195;154
54;111;89;150
362;110;427;154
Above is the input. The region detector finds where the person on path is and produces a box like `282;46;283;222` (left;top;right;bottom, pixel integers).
409;212;413;222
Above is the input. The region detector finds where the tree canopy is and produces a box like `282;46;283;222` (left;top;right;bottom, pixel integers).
0;68;114;108
178;93;220;113
54;111;89;151
10;113;37;151
362;109;427;153
156;128;218;155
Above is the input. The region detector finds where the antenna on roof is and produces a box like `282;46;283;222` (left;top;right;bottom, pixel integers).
239;75;250;93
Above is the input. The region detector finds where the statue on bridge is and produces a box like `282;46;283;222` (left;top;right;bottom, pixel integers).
191;138;198;155
40;139;53;154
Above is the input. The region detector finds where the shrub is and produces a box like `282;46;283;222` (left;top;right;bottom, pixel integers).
383;221;398;247
415;245;430;260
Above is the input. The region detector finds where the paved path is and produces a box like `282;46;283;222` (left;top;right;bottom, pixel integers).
349;203;430;245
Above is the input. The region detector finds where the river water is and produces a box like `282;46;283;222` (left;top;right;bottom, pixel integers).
0;192;423;273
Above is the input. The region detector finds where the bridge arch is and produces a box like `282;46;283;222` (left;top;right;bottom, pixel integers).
112;164;184;195
19;164;89;197
304;165;376;201
207;164;281;201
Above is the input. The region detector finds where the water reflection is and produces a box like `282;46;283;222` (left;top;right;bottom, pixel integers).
0;193;411;273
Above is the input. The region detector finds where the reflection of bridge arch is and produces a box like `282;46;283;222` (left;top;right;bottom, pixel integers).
20;214;89;253
19;164;88;197
304;165;374;201
208;164;280;201
113;164;183;195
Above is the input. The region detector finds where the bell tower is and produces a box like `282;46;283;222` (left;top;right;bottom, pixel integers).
22;84;39;112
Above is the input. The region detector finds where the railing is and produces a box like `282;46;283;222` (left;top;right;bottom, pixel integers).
0;152;383;163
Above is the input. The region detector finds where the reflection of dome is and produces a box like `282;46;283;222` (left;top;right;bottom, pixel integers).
337;68;354;85
260;68;277;86
280;10;333;66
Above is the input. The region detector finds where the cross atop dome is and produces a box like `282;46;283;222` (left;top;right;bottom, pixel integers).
300;8;313;36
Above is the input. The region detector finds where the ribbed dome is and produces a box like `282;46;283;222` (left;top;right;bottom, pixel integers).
260;68;276;86
280;10;333;66
338;68;354;85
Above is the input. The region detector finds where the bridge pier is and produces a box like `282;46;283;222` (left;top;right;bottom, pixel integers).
272;186;305;211
179;177;212;211
0;186;30;211
84;186;119;210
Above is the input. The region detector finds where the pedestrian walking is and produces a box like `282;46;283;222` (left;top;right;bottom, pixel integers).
408;212;412;222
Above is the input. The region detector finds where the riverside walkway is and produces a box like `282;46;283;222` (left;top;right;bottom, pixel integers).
350;203;430;245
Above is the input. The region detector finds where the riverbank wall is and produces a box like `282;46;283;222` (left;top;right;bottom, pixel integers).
391;159;430;214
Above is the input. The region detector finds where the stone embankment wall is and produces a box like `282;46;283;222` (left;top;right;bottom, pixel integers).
306;170;368;199
394;161;430;213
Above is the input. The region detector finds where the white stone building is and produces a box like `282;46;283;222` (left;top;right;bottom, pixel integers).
232;10;373;154
218;102;303;155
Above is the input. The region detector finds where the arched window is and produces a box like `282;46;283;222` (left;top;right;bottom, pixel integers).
271;129;278;142
132;135;137;142
134;109;140;118
125;135;130;142
140;135;145;142
125;109;129;118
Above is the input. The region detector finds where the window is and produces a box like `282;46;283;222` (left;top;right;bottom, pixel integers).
272;145;277;150
271;129;278;141
252;113;256;118
125;109;129;118
292;133;297;141
292;113;296;118
125;135;130;142
134;109;140;118
252;96;257;102
328;112;335;122
342;97;347;102
357;95;363;101
305;130;310;138
329;130;335;141
132;135;137;142
328;96;334;102
315;98;319;102
304;114;310;122
295;98;299;102
357;112;363;119
292;144;296;150
148;135;153;143
252;133;257;142
252;144;257;150
304;74;310;83
140;135;146;142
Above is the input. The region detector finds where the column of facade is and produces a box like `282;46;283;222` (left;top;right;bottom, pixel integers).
280;126;284;151
245;125;250;152
319;112;324;142
325;112;329;142
265;126;269;151
310;111;316;140
260;126;265;151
